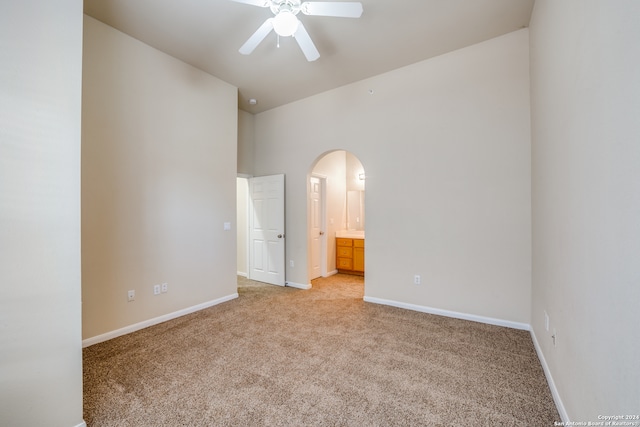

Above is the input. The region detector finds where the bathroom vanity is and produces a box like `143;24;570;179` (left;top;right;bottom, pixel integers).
336;231;365;276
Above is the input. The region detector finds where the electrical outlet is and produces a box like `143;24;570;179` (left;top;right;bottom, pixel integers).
414;275;421;285
290;260;294;268
153;284;160;295
127;290;135;302
161;283;168;293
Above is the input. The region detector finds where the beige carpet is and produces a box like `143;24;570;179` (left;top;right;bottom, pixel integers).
83;274;559;426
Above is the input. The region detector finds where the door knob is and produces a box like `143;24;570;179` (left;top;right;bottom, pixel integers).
277;234;284;238
319;231;325;235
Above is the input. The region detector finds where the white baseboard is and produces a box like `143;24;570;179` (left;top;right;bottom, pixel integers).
237;271;248;277
324;270;338;277
363;296;530;331
82;293;239;348
285;281;312;290
73;421;86;427
530;328;569;423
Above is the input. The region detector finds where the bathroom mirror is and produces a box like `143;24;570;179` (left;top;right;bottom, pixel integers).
347;190;365;230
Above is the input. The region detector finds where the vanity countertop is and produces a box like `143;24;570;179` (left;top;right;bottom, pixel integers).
335;230;365;239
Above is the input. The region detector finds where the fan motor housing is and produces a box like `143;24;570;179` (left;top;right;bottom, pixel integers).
270;0;302;16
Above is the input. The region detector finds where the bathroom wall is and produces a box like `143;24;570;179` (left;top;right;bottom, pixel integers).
310;150;365;274
311;151;347;273
345;152;365;230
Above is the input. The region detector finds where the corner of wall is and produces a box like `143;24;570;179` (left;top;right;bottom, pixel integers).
530;327;569;423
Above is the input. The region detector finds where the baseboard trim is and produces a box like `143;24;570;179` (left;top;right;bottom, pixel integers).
363;296;530;331
74;421;87;427
285;281;312;290
82;293;239;348
530;329;569;423
324;270;338;277
237;271;248;277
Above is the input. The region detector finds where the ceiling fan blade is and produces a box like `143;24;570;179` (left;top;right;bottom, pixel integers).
301;1;363;18
239;18;274;55
294;22;320;62
229;0;270;7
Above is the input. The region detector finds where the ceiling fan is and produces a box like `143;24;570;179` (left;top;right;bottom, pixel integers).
230;0;363;62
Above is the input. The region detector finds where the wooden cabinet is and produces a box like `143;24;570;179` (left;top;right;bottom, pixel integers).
353;239;365;272
336;238;364;275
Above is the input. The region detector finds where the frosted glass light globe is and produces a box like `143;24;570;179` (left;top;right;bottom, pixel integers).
273;11;299;37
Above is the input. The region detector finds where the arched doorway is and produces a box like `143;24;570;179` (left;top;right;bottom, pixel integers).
307;150;365;280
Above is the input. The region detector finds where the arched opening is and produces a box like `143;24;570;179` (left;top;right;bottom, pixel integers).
307;150;366;282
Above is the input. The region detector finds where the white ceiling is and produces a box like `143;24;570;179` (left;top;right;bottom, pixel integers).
84;0;535;113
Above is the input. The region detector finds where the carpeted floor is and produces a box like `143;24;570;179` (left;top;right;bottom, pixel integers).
83;274;560;426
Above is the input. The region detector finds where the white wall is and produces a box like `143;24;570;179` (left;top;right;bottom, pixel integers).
255;29;532;324
236;177;249;276
238;110;255;175
82;16;238;340
530;0;640;421
237;111;254;277
0;1;85;426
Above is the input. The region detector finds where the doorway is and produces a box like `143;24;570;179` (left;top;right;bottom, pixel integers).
309;174;326;279
237;174;286;287
308;150;365;280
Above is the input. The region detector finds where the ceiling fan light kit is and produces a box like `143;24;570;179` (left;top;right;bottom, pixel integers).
273;10;299;36
231;0;363;61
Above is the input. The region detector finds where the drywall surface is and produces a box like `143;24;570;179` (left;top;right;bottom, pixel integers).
238;109;255;175
530;0;640;421
237;110;254;277
0;1;85;426
82;16;238;340
255;29;532;324
237;177;249;276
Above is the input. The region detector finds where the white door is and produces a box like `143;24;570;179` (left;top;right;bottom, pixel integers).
249;174;286;286
309;176;325;280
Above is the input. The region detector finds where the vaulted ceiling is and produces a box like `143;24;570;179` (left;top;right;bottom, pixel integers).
84;0;535;113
